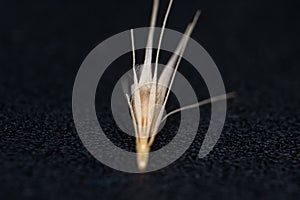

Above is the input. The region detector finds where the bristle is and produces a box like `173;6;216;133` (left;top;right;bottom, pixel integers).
158;11;201;98
161;92;237;122
130;29;138;87
154;0;174;81
140;0;159;84
125;93;138;137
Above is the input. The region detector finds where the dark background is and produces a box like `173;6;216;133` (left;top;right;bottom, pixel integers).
0;0;299;199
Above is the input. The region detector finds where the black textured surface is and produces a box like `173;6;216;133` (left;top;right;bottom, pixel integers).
0;0;299;199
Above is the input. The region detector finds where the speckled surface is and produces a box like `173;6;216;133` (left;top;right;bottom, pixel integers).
0;0;299;199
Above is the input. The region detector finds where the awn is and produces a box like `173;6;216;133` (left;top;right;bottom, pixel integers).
124;0;235;171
